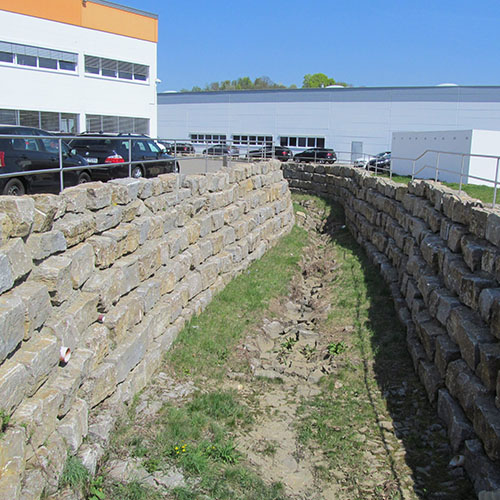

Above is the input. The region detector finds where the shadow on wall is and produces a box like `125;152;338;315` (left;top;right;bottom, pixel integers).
321;199;476;500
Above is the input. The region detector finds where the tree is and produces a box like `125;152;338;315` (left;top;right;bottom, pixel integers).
302;73;336;88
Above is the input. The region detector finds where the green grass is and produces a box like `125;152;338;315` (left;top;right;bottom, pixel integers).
376;172;496;204
167;222;308;379
60;456;90;491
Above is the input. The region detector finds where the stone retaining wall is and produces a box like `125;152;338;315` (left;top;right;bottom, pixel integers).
0;161;294;498
284;163;500;495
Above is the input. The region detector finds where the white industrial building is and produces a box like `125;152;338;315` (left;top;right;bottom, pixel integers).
0;0;158;135
157;86;500;165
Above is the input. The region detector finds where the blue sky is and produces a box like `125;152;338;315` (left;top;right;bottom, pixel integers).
122;0;500;92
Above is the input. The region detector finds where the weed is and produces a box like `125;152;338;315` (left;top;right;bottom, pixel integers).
0;409;10;435
326;341;347;356
281;337;297;350
260;440;278;457
300;343;316;360
59;455;89;490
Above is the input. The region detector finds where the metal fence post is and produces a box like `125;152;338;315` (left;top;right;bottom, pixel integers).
128;139;132;177
205;147;208;173
58;137;64;193
459;155;465;195
493;158;500;208
435;152;440;182
411;160;415;180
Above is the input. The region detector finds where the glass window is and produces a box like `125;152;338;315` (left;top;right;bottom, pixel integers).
85;55;100;74
317;138;325;148
60;113;78;134
24;138;40;151
307;137;315;147
134;140;147;152
298;137;306;147
41;112;59;132
101;59;117;78
39;57;57;69
289;137;297;147
40;137;60;153
0;109;17;125
0;51;13;63
17;54;37;67
59;60;76;71
19;110;40;128
118;61;133;80
133;64;148;81
280;137;287;147
147;140;160;153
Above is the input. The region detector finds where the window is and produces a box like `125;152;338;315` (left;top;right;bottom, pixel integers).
280;136;326;148
189;133;227;144
232;135;272;146
0;108;78;133
84;55;149;83
0;41;77;72
85;114;150;135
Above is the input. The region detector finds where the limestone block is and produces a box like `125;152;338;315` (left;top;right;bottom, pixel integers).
0;294;25;363
165;290;183;323
94;205;122;233
112;255;140;296
64;292;99;335
173;253;191;281
441;251;470;296
446;359;489;421
461;235;489;272
44;312;81;352
185;271;203;299
198;214;212;238
64;243;94;289
57;398;88;454
87;235;117;269
420;234;445;272
166;228;189;258
14;387;63;453
80;182;112;210
418;359;443;404
221;226;236;246
2;238;32;282
479;288;500;324
79;362;117;408
53;212;95;247
105;224;139;258
447;223;468;252
26;231;65;262
19;467;45;500
144;194;168;214
109;178;141;204
435;334;461;378
211;210;225;231
104;296;144;340
0;428;25;498
12;281;51;340
15;334;58;396
0;196;34;237
82;267;123;312
461;274;496;311
185;243;202;268
473;395;500;461
137;241;162;281
82;324;111;370
121;199;146;222
486;211;500;247
107;326;149;383
198;260;219;289
77;443;104;476
489;295;500;339
464;439;500;493
51;348;94;417
428;288;460;327
156;266;177;295
417;274;441;307
31;193;63;232
437;388;475;452
470;206;490;239
477;343;500;392
208;232;224;255
27;431;66;495
416;316;445;360
135;279;161;313
62;185;88;213
0;360;29;413
448;306;495;370
0;253;14;294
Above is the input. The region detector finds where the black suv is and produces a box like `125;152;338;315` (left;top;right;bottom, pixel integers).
70;134;179;180
294;148;337;164
0;126;90;196
247;146;293;162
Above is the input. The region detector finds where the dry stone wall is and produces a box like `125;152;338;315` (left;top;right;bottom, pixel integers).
284;163;500;494
0;160;294;499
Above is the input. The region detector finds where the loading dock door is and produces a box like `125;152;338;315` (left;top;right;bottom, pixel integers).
351;141;363;163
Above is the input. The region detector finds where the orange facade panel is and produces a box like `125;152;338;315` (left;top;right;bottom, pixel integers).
0;0;157;43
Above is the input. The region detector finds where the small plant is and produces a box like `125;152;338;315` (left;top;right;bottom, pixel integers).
300;343;316;360
88;475;106;500
281;337;297;351
205;441;240;464
60;455;89;490
0;410;10;435
260;440;278;457
327;341;347;356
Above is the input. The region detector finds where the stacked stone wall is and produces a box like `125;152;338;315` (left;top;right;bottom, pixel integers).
0;160;294;498
284;163;500;494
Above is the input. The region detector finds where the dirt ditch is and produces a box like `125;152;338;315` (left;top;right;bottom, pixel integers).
89;197;476;500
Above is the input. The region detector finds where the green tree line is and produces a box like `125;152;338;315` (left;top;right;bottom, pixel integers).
181;73;350;92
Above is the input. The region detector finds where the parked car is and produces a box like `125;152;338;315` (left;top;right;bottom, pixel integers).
202;144;239;157
366;151;391;171
247;146;292;162
353;155;373;168
294;148;337;164
70;133;179;180
157;141;195;155
375;152;391;170
0;126;90;196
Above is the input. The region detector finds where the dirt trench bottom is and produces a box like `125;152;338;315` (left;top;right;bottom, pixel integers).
98;198;475;500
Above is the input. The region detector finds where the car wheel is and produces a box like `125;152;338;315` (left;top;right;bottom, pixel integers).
77;172;91;184
131;165;144;179
2;178;26;196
